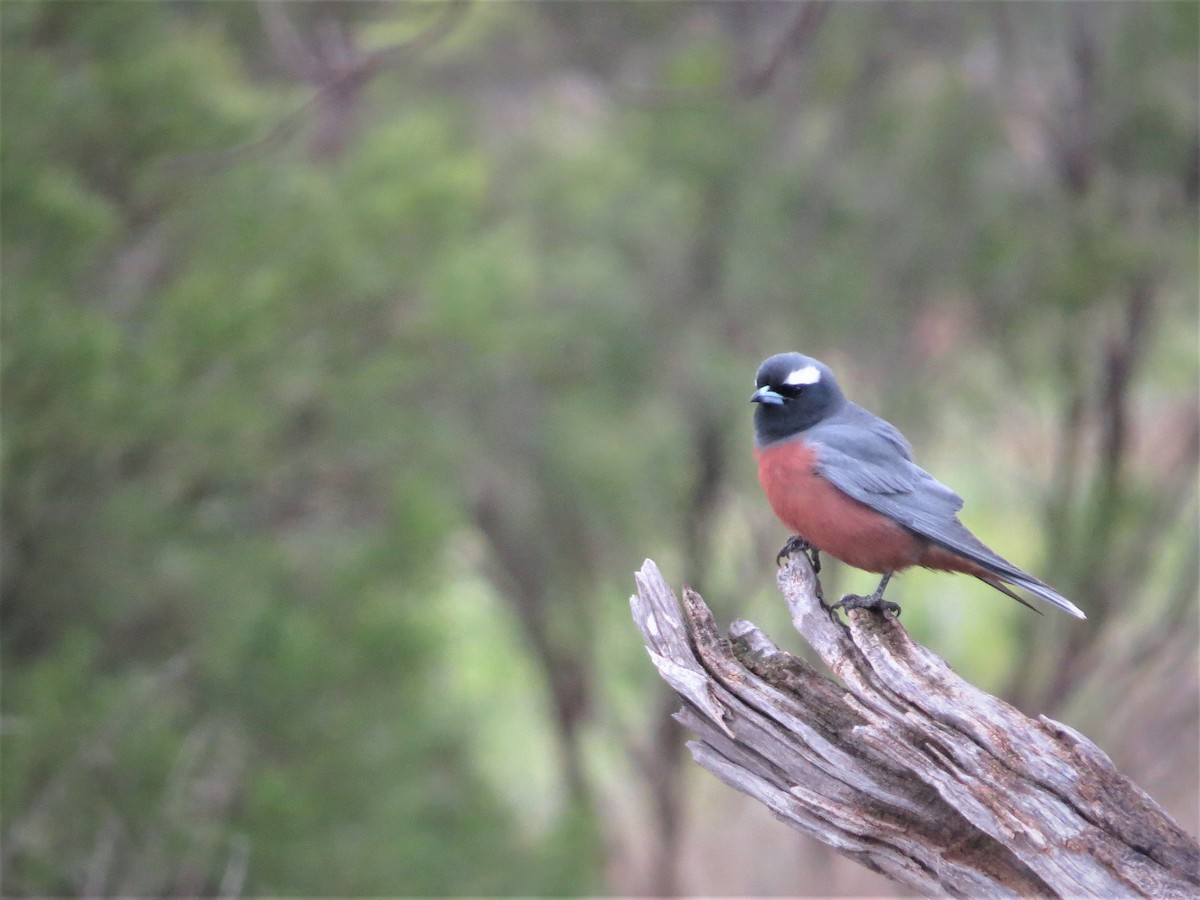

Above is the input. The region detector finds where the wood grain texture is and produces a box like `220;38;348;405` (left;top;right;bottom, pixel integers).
630;557;1200;897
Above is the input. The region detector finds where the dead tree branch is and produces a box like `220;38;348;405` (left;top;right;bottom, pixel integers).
630;557;1200;896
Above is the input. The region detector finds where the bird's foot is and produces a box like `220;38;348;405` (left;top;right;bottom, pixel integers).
776;535;822;573
832;573;900;616
832;593;901;616
776;534;810;566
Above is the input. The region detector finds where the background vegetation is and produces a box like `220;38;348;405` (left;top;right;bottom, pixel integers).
3;2;1196;895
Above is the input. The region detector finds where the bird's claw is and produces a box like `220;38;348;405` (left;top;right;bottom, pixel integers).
776;534;810;566
832;593;901;617
776;535;821;573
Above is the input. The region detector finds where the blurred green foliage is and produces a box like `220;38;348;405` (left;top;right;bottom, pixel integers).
2;1;1196;895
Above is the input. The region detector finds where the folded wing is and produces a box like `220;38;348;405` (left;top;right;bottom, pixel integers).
809;408;1085;619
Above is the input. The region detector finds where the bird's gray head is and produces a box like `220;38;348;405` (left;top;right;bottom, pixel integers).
750;352;846;445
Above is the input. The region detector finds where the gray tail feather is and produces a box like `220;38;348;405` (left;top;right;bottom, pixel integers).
979;578;1042;615
926;525;1087;619
1003;573;1086;620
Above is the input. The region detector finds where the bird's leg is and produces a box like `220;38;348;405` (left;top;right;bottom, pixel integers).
833;572;901;616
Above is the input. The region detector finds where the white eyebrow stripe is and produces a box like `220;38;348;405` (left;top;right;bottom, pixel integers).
783;365;821;386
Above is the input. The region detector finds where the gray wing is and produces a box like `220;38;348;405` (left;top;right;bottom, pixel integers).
808;406;1024;578
807;405;1085;618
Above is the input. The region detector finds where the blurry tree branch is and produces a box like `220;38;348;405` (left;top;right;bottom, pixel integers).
736;0;832;97
2;655;192;872
614;0;831;107
472;483;595;810
165;1;469;173
263;0;468;159
631;557;1200;896
259;0;469;84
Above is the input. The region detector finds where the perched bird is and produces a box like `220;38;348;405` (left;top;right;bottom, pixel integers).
750;351;1085;618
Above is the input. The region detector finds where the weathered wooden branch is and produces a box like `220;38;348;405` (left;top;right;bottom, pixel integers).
630;557;1200;897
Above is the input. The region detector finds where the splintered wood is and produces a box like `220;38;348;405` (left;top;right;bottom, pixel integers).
631;557;1200;897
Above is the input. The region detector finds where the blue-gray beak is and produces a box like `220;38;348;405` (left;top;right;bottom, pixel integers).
750;386;785;406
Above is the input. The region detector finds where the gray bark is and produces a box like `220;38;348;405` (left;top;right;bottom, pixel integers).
630;556;1200;897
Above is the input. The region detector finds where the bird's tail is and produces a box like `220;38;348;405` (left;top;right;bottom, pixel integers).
977;574;1085;619
1003;572;1086;620
923;524;1088;619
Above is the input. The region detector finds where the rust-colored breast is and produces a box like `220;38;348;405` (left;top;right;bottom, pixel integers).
755;438;924;573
